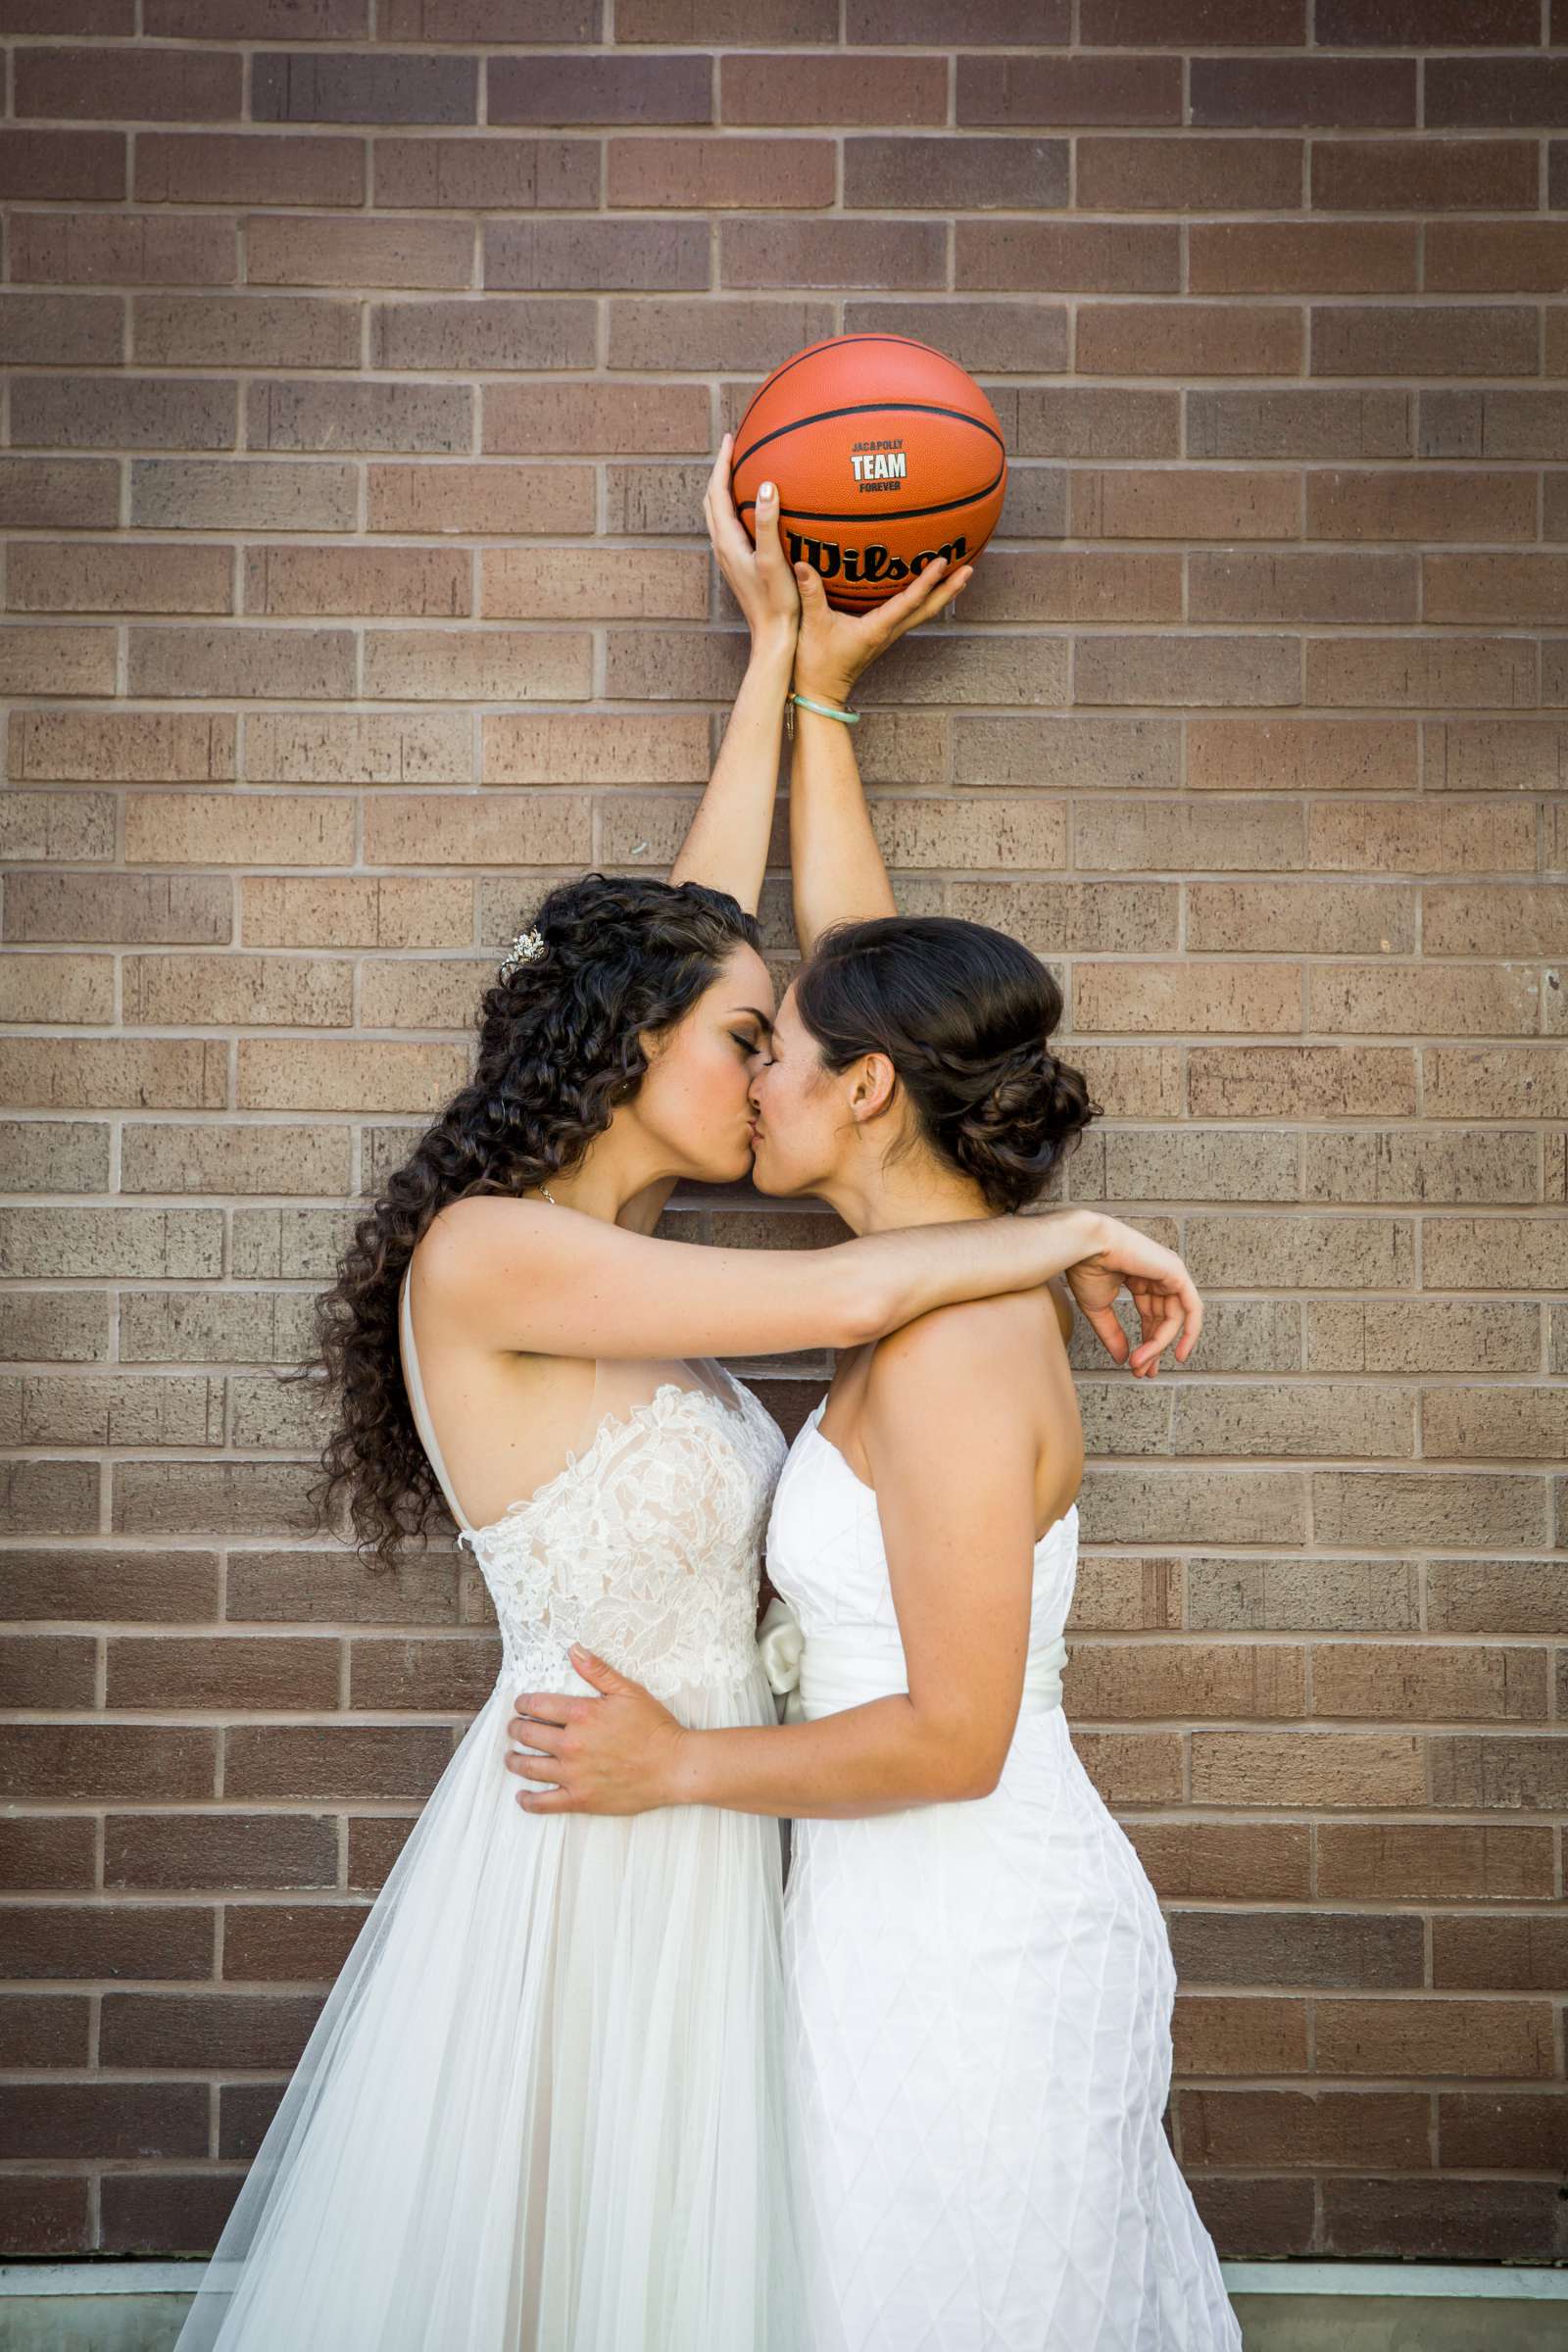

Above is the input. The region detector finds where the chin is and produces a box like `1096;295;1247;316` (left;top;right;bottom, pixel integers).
748;1148;800;1199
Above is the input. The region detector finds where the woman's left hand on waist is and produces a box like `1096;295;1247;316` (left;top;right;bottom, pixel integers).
505;1644;687;1816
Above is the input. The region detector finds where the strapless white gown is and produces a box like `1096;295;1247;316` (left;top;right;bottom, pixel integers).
172;1273;803;2352
766;1398;1243;2352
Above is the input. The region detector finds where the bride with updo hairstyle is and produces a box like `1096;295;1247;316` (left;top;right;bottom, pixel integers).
511;482;1241;2350
789;910;1099;1215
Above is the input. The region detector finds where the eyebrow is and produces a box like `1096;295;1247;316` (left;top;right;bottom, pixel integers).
732;1004;774;1035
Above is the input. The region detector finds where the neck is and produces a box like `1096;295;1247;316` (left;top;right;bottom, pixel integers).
532;1124;671;1230
813;1149;994;1238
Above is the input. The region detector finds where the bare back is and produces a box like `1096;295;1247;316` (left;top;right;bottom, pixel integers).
399;1248;735;1535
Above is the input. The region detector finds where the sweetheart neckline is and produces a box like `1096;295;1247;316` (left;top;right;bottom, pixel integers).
802;1396;1080;1551
465;1376;762;1545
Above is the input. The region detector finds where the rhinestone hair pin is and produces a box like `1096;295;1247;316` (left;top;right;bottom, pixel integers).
499;926;547;982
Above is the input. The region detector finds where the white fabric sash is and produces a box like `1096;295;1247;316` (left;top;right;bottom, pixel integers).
759;1598;1067;1728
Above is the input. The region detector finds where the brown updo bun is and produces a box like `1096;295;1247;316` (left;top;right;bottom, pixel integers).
793;914;1101;1212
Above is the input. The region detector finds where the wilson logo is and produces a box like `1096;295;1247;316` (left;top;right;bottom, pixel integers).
784;531;967;586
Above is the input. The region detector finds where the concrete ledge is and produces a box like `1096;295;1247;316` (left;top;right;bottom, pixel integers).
0;2260;1565;2352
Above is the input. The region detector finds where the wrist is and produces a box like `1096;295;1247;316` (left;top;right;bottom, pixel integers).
1051;1206;1111;1271
793;674;856;709
661;1723;704;1807
751;623;798;672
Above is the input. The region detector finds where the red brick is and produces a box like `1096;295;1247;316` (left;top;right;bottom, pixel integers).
1313;306;1538;377
15;45;241;122
1079;0;1304;35
722;51;946;127
843;135;1068;213
251;52;476;125
1170;1909;1423;1989
1077;135;1302;212
1193;58;1415;127
105;1813;339;1892
146;0;366;26
0;1818;97;1895
1079;303;1302;377
0;1994;91;2069
0;128;125;200
0;1725;217;1804
0;0;134;23
958;55;1181;126
2;2082;208;2161
11;212;235;286
136;133;365;208
1312;138;1537;211
1179;2087;1428;2169
1190;220;1416;293
222;1903;368;1982
1428;55;1568;128
347;1815;416;1891
1321;0;1537;33
1321;2176;1561;2262
100;2173;243;2254
0;1903;212;1982
107;1637;341;1712
492;52;710;125
1173;1994;1309;2078
0;2176;90;2256
372;136;598;211
1315;1997;1555;2079
100;1989;322;2071
1440;2091;1568;2170
1431;1914;1568;1993
224;1725;453;1802
1189;2175;1315;2258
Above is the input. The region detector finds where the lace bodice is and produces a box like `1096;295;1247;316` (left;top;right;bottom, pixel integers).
468;1379;787;1698
398;1272;788;1701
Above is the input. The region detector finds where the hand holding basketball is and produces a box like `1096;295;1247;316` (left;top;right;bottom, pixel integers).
706;431;799;651
792;549;974;706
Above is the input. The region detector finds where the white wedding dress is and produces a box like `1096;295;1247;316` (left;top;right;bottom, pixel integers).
172;1269;802;2352
766;1398;1244;2352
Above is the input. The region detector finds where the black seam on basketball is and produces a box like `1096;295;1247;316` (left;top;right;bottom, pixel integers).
736;473;1002;525
733;401;1004;482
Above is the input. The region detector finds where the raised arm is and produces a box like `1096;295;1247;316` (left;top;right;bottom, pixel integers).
507;1301;1059;1819
418;1191;1197;1368
787;550;973;955
666;436;798;914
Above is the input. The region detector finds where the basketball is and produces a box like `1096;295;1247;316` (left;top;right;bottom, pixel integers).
729;332;1007;612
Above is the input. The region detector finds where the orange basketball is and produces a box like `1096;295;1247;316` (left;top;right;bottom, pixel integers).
730;333;1006;612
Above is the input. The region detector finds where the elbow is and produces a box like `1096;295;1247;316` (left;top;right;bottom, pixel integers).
947;1752;1004;1803
919;1716;1009;1803
835;1255;895;1350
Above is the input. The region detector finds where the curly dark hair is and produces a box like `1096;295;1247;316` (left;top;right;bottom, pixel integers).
293;872;762;1571
793;913;1101;1214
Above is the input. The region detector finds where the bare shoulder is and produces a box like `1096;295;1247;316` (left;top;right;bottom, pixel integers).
414;1194;559;1298
866;1286;1062;1412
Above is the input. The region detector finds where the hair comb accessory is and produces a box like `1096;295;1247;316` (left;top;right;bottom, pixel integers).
499;926;547;981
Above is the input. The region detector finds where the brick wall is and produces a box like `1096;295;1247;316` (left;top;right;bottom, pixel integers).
1;0;1564;2274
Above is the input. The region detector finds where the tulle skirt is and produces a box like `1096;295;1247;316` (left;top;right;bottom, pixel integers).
174;1657;806;2352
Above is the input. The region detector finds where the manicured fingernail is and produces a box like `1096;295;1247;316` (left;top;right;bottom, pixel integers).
760;480;774;500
